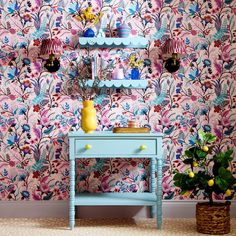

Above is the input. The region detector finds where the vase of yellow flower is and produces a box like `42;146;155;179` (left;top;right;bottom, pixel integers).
129;54;143;80
74;7;103;37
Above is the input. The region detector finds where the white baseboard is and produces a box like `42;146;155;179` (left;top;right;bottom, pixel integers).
0;200;69;218
0;200;235;218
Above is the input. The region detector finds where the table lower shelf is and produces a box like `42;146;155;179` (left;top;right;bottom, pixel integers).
73;193;157;206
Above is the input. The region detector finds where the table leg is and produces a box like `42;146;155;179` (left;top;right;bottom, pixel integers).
156;158;163;229
69;159;75;230
150;158;156;218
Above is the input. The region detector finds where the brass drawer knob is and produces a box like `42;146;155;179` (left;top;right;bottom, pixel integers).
85;144;92;150
139;145;147;151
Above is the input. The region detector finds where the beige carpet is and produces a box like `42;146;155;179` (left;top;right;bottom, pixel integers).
0;218;235;236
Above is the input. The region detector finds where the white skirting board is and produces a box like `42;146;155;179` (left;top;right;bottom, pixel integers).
0;200;235;218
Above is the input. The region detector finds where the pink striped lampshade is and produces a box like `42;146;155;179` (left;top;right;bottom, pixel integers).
40;38;62;56
162;38;186;59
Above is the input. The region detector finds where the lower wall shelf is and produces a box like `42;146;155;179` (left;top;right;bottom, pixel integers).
74;193;156;206
85;79;148;89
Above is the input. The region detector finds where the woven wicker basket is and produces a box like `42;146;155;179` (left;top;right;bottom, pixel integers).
196;202;231;234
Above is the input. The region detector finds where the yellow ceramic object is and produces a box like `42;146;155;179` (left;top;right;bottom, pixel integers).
81;100;97;133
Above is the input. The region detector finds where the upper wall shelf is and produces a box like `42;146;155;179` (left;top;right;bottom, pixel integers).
85;79;147;89
78;37;149;49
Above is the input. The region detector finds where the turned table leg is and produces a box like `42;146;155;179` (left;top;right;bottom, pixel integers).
156;158;163;229
150;158;156;218
69;159;75;230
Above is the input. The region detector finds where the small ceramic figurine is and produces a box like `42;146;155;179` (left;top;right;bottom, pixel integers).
97;21;106;37
97;27;105;37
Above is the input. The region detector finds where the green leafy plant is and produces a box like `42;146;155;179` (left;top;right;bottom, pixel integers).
173;130;236;204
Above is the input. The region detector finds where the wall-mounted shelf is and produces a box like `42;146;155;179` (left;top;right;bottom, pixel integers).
79;37;149;48
85;79;147;89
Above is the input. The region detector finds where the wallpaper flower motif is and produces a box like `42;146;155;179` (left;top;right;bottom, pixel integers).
0;0;235;201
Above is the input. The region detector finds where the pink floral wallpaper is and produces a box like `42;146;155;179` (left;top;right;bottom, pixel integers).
0;0;235;201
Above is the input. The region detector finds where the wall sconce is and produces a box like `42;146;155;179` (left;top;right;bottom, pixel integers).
162;38;186;73
40;38;62;73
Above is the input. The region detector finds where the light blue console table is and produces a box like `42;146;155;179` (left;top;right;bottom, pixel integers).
68;131;163;229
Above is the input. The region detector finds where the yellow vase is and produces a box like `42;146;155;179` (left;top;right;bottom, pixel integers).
81;100;97;133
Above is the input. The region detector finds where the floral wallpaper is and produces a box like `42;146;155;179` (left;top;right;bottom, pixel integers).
0;0;235;201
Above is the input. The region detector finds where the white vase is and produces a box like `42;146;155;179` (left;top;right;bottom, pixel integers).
112;67;124;80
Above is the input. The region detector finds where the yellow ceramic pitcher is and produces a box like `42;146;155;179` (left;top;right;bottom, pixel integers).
81;100;97;133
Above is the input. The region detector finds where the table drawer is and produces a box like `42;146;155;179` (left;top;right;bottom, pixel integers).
75;139;157;156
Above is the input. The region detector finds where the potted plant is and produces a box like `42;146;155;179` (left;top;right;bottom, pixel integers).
173;130;236;234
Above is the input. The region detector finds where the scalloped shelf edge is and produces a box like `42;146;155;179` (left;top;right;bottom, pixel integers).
85;79;148;89
79;37;149;48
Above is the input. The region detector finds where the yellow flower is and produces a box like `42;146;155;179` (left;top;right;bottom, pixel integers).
75;7;103;26
93;12;103;25
74;15;83;21
129;55;143;68
129;55;135;64
83;7;92;17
